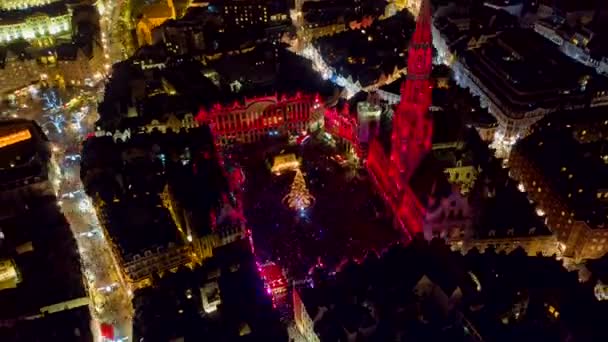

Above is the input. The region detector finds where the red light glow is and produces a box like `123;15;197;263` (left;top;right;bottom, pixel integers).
259;262;288;296
365;0;433;238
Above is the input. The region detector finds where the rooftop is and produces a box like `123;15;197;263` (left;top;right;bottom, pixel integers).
296;240;469;341
515;114;608;228
463;28;595;117
456;29;601;117
475;176;552;239
98;46;335;127
132;239;286;341
0;120;50;189
0;306;92;341
314;11;414;87
81;127;229;255
0;200;86;319
298;238;608;342
104;196;182;257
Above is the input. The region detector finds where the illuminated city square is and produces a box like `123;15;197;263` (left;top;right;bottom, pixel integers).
237;139;402;279
1;0;608;341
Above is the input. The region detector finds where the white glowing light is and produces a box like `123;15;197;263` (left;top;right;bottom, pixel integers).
298;45;359;99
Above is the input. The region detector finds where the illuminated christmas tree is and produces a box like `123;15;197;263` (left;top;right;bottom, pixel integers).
283;169;315;211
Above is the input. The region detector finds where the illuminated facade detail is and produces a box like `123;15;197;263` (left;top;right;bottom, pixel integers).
595;280;608;301
0;129;32;148
136;0;176;46
293;288;322;342
509;150;608;261
0;0;60;10
393;0;422;17
0;259;20;290
196;93;322;146
324;103;360;156
201;281;221;313
94;190;247;290
304;22;347;40
0;43;104;94
270;153;299;175
282;168;315;211
356;101;382;144
0;7;72;45
367;0;433;237
259;262;287;297
506;117;608;261
422;188;472;241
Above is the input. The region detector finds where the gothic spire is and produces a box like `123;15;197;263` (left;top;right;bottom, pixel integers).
412;0;432;46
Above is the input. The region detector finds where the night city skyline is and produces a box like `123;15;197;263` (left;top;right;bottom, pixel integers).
1;0;608;341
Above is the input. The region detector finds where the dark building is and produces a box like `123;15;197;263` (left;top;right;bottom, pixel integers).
509;109;608;260
0;120;53;219
132;239;288;341
294;236;608;342
81;124;247;289
0;121;89;340
219;0;289;30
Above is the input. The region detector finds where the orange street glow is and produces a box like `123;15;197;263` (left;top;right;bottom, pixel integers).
0;129;32;148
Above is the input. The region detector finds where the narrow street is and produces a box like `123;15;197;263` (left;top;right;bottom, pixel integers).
42;0;136;340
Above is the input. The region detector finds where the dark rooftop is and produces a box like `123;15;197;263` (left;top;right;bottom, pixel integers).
462;28;599;117
132;239;287;341
0;306;93;342
315;11;414;87
296;240;470;341
0;200;86;319
515;115;608;228
105;196;181;257
475;177;552;239
81;127;228;255
0;120;50;189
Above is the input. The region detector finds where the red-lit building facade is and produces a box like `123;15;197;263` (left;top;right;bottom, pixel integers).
323;103;361;155
367;0;434;237
196;93;322;145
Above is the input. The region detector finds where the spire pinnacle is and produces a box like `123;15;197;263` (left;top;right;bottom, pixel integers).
411;0;432;47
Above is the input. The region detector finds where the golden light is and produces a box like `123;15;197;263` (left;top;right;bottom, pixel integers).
282;168;315;211
271;153;300;175
0;129;31;149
